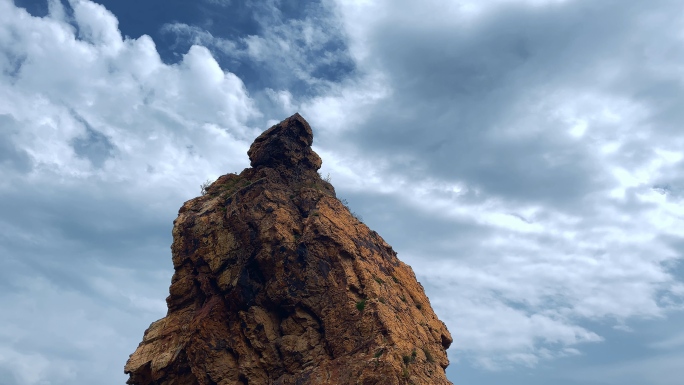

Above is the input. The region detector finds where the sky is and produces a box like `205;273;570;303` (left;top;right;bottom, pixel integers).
1;0;684;384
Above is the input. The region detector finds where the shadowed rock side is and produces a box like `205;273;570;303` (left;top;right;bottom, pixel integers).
125;113;453;385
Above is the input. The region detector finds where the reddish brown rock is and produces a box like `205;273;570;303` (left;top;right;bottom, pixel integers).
125;113;453;385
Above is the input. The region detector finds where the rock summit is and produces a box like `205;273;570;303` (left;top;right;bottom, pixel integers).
125;113;453;385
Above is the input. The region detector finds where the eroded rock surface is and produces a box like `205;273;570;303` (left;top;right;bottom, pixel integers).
125;113;453;385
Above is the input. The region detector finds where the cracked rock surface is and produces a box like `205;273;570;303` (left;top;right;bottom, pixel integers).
124;113;453;385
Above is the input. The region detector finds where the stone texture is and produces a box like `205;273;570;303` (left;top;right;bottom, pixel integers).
125;113;453;385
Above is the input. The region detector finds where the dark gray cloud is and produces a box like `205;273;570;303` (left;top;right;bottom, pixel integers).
70;112;115;168
340;190;492;259
0;184;171;266
0;178;173;384
335;0;683;209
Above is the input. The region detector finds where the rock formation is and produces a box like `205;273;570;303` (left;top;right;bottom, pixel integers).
125;113;453;385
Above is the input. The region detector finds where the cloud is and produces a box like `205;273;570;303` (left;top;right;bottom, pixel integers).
296;0;684;369
3;0;684;383
1;0;261;186
0;0;261;383
65;0;684;372
0;115;33;173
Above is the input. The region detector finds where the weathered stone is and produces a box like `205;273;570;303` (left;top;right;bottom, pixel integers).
248;113;322;171
125;114;453;385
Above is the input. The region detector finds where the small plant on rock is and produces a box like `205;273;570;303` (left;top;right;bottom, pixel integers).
422;348;434;363
200;179;212;196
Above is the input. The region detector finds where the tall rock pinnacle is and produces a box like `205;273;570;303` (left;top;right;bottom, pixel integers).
124;114;453;385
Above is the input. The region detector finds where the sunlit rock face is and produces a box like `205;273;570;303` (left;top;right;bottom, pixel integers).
124;113;453;385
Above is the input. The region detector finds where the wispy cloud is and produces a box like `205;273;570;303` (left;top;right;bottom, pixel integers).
161;0;356;95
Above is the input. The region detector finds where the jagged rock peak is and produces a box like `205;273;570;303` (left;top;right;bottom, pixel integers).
124;114;453;385
248;113;322;171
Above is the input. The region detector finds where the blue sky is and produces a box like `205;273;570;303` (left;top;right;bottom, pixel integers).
1;0;684;384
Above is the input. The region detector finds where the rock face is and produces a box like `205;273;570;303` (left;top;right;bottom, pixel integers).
125;113;453;385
